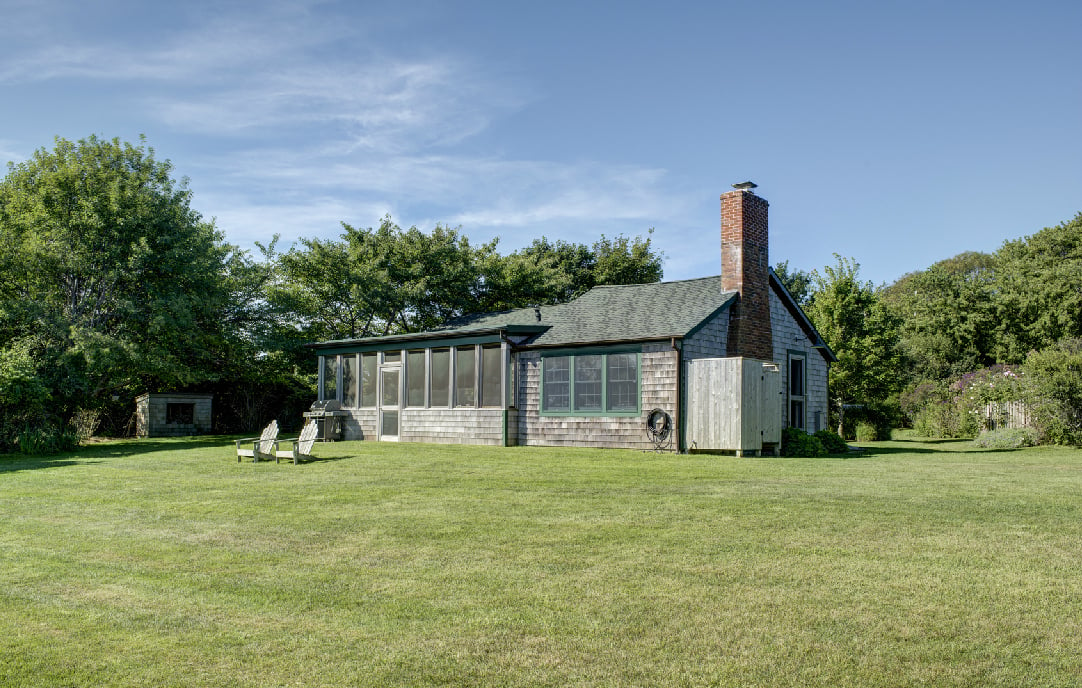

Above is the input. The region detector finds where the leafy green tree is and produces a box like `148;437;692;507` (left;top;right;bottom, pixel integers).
1022;338;1082;445
773;260;813;306
992;214;1082;362
511;232;663;304
269;221;666;346
0;135;239;430
881;251;997;382
805;255;904;435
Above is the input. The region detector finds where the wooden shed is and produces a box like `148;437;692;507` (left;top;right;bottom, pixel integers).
135;393;214;437
684;357;781;455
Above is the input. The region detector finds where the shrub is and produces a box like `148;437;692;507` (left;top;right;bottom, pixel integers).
15;425;79;455
781;427;826;457
854;422;878;443
813;429;848;454
973;428;1040;449
1022;339;1082;446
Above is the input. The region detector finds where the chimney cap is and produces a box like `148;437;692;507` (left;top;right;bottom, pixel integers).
732;181;758;190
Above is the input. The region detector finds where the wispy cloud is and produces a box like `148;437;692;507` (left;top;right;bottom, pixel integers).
1;1;688;273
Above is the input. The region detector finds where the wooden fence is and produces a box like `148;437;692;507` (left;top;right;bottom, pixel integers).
983;401;1031;430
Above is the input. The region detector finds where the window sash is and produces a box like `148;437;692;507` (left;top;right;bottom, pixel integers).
543;356;570;412
606;353;638;412
573;355;602;411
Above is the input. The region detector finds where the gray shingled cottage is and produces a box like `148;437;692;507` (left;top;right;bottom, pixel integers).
307;185;835;454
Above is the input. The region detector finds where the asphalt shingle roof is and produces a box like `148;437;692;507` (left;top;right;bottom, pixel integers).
437;276;736;347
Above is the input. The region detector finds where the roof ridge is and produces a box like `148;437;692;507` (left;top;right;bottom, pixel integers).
588;275;722;290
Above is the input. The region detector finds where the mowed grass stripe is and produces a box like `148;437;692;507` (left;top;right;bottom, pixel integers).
1;437;1080;686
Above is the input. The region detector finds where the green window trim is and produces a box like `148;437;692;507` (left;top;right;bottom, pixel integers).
539;348;642;417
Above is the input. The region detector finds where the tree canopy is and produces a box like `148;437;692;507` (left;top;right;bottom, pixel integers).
0;136;246;445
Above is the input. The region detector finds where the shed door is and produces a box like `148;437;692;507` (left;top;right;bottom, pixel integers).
379;367;400;441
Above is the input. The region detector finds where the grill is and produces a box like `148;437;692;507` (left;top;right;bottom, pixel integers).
303;400;347;441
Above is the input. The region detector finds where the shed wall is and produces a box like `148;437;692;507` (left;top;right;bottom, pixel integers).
135;393;213;437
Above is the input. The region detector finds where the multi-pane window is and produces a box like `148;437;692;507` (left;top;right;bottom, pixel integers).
606;353;638;411
406;350;426;407
430;349;450;407
542;356;570;412
361;353;378;407
542;351;639;415
481;345;503;408
573;355;602;411
455;346;476;407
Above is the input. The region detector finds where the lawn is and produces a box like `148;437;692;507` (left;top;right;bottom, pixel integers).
1;436;1080;687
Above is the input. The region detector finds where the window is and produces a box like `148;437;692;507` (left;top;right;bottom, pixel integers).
788;353;806;429
481;345;503;408
341;355;357;407
606;353;638;411
361;353;378;407
542;356;570;412
455;346;476;407
430;349;450;407
541;350;640;416
573;355;602;411
321;355;338;401
383;350;401;364
166;403;194;425
406;350;426;407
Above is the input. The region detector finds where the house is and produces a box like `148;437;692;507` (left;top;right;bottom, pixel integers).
306;184;835;453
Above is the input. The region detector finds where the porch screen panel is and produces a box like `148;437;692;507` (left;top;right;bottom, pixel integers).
455;346;476;407
360;353;377;407
481;345;502;408
430;349;450;407
407;350;426;407
606;353;638;411
573;355;602;411
341;354;358;407
321;355;338;401
543;356;570;412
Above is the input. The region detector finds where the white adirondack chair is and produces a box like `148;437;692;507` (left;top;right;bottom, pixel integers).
275;421;319;464
236;420;279;462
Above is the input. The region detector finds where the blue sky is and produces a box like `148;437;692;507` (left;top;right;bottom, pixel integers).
1;0;1079;287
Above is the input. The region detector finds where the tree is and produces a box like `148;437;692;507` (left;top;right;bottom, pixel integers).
0;135;237;430
773;260;813;306
880;251;997;382
992;214;1082;362
269;221;666;345
805;255;904;435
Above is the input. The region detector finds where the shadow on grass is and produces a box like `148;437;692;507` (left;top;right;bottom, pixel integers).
0;455;101;473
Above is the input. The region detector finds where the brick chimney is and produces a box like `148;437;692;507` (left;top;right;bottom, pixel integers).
721;182;773;360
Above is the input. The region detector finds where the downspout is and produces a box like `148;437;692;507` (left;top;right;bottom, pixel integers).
672;337;684;453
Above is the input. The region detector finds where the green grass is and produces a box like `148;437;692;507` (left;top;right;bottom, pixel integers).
1;436;1081;687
